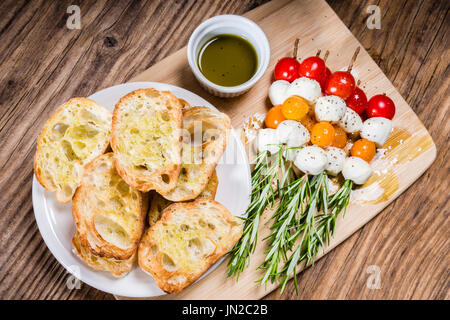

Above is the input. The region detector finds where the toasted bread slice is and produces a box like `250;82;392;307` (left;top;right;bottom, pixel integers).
160;107;230;201
147;170;219;226
111;88;183;193
73;153;148;260
197;169;218;200
138;199;242;294
72;231;135;277
34;98;112;203
147;193;173;227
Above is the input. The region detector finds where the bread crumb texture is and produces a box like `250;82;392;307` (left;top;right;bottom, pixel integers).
138;199;242;293
160;107;230;201
111;88;182;193
148;170;219;226
73;153;148;261
34;98;112;203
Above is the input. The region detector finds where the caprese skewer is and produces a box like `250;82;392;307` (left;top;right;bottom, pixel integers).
228;40;397;293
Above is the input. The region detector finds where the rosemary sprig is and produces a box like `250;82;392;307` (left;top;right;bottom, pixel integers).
228;142;354;294
227;147;284;278
257;174;310;286
278;175;353;294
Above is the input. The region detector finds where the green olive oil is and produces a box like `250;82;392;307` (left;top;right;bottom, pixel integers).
197;34;258;87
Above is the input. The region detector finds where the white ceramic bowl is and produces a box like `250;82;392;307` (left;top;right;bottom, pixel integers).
188;15;270;98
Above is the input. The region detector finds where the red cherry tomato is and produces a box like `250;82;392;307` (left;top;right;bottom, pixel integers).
366;94;396;119
346;87;368;115
274;57;300;82
325;71;356;100
319;67;331;93
298;56;326;82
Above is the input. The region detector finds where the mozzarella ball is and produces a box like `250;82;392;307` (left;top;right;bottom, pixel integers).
342;156;373;184
360;117;392;147
285;77;322;103
269;80;290;106
276;120;299;144
315;95;346;122
325;147;346;176
257;128;280;155
276;120;310;147
284;147;301;162
294;146;327;175
287;127;310;148
338;107;363;133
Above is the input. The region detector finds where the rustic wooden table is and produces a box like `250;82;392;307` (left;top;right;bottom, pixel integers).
0;0;448;300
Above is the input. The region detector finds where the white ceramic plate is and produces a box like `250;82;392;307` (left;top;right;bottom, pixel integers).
32;82;251;298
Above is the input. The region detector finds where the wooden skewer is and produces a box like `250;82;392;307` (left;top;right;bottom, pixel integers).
347;46;360;72
323;50;330;63
293;38;300;60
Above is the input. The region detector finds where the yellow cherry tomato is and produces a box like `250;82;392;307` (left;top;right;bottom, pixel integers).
300;115;317;133
281;96;309;121
350;138;376;162
311;121;335;147
332;126;348;149
265;105;286;129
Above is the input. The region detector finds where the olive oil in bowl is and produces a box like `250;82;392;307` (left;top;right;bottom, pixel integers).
197;34;258;87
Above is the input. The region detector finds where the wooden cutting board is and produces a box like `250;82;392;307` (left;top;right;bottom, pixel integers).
117;0;436;299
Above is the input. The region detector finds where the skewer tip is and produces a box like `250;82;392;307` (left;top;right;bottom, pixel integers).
293;38;300;60
323;50;330;63
347;46;360;72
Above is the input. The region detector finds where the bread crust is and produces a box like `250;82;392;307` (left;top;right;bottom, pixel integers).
111;88;183;193
138;199;242;294
197;170;218;200
72;231;135;277
160;107;230;202
178;98;191;111
72;153;148;260
34;97;112;203
147;192;173;227
147;170;219;226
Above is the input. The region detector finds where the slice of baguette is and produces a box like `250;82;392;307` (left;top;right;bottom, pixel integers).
34;98;112;203
147;192;173;227
138;199;242;294
72;231;135;277
147;170;219;226
160;107;230;201
197;169;218;200
72;153;148;260
111;88;183;193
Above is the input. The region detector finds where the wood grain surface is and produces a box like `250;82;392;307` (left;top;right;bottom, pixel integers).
0;0;448;300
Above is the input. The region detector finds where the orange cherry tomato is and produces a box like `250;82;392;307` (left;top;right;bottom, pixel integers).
350;138;376;162
265;105;286;129
311;121;335;147
332;126;348;149
281;96;309;121
300;115;317;132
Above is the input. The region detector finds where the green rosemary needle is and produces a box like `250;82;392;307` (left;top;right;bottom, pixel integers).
257;174;310;286
278;174;353;294
227;147;284;279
